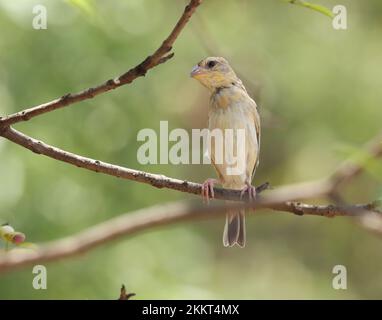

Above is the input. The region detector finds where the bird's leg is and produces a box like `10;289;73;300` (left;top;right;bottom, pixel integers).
240;182;257;201
201;178;219;204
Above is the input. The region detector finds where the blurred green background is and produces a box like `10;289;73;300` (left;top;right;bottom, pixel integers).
0;0;382;299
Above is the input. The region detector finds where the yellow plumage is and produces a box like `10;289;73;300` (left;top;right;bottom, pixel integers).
191;57;261;247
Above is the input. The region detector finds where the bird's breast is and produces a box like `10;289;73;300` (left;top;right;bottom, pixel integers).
207;97;259;188
210;87;246;110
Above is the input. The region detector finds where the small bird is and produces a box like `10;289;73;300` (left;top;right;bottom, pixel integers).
191;57;260;247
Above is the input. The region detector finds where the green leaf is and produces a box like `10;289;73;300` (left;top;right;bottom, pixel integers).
282;0;334;19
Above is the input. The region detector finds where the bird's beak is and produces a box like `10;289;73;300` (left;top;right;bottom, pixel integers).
190;65;205;78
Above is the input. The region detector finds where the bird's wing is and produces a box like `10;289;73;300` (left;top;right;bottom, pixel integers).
249;98;261;182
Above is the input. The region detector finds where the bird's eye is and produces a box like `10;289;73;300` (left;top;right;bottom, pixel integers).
207;60;217;69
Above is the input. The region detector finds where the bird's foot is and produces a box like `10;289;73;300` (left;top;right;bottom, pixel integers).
240;183;257;201
201;178;218;204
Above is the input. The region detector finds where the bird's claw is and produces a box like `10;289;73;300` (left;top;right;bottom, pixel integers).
240;183;257;201
201;178;218;204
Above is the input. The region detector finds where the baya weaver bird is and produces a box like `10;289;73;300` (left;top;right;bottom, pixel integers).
191;57;260;248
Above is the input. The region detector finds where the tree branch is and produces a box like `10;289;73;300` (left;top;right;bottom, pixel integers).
0;199;380;273
2;127;382;204
0;126;333;202
330;132;382;190
0;0;202;127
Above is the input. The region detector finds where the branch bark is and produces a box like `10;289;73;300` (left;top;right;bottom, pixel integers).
0;199;379;273
0;0;202;127
0;126;332;202
2;127;381;203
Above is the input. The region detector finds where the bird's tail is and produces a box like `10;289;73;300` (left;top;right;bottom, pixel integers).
223;204;246;248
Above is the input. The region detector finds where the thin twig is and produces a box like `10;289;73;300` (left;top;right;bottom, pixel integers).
118;285;135;300
0;0;202;127
330;132;382;190
282;0;334;18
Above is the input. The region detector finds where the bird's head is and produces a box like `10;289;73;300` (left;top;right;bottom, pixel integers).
190;57;238;91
